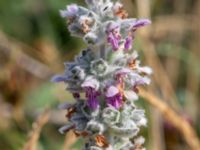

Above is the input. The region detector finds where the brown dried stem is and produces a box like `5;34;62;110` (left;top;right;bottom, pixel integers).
139;88;200;150
23;109;49;150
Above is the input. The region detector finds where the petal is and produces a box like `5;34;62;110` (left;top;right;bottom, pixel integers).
81;76;99;90
112;40;119;50
106;86;119;97
136;77;151;85
113;99;121;109
138;66;153;75
115;68;132;76
124;90;138;101
67;4;78;13
124;36;133;50
106;22;120;32
107;34;119;50
51;75;67;82
132;19;151;28
87;98;99;109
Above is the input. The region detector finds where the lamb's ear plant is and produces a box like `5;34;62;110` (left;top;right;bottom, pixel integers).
52;0;152;149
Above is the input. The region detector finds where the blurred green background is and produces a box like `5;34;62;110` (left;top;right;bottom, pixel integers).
0;0;200;150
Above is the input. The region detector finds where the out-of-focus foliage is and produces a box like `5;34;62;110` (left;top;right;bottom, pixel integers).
0;0;200;150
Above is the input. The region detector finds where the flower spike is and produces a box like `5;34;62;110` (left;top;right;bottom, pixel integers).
52;0;152;149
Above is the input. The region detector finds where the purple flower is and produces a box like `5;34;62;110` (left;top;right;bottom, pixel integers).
106;22;121;51
131;19;151;29
124;36;133;51
105;86;123;109
123;19;150;51
107;33;120;51
135;76;151;86
60;4;78;18
81;76;100;109
129;72;151;86
84;87;100;109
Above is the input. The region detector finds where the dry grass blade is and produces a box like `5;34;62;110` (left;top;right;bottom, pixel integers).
23;109;49;150
139;88;200;150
